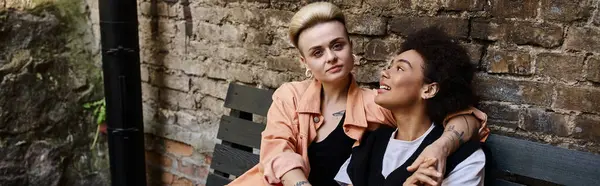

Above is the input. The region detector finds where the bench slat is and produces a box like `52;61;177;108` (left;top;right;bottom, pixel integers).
486;134;600;185
224;83;274;116
211;144;259;176
218;115;265;149
206;173;231;186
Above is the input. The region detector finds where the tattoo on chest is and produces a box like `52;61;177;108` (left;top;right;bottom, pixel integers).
294;181;309;186
332;110;346;117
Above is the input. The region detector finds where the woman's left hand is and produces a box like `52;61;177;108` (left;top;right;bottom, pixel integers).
406;142;448;185
404;158;442;186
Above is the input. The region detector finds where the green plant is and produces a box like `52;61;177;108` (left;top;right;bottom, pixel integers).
83;98;106;150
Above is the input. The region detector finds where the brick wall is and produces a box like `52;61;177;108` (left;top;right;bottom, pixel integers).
133;0;600;185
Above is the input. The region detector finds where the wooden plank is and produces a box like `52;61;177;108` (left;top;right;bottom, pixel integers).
217;115;265;149
224;83;274;116
206;173;231;186
485;134;600;185
211;144;259;176
493;179;525;186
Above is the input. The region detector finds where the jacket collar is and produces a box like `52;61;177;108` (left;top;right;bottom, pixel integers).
296;75;368;128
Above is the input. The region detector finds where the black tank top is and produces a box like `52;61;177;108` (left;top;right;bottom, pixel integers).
307;114;355;186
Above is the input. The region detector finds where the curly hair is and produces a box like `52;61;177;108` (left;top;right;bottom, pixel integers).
397;26;478;125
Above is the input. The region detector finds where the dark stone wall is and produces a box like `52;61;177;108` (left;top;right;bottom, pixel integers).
0;2;109;186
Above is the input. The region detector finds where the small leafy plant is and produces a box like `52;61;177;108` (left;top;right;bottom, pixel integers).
83;98;106;149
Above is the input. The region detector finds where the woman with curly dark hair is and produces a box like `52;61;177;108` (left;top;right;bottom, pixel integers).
335;27;485;186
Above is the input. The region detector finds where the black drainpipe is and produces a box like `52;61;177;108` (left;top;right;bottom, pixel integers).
98;0;147;185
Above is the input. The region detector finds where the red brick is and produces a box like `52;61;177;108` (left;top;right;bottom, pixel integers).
364;0;411;13
587;56;600;83
489;0;538;19
146;165;172;185
177;159;198;177
332;0;364;9
346;14;387;36
141;82;159;102
350;36;369;56
471;18;505;41
197;165;209;180
151;72;190;92
247;0;270;3
390;17;469;39
565;27;600;53
509;21;563;48
204;154;212;165
354;63;386;83
479;102;520;128
442;0;485;11
261;9;294;27
595;9;600;26
536;53;585;82
462;43;484;66
140;65;150;82
554;86;600;114
159;89;195;109
265;55;303;73
471;19;563;48
364;39;397;61
161;172;174;184
256;70;294;89
483;48;532;75
191;77;228;100
165;139;194;157
573;114;600;142
540;0;594;22
145;151;174;168
523;108;570;137
474;75;554;107
171;177;193;186
245;29;273;45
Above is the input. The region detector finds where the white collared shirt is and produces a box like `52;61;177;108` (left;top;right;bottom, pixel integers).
334;124;485;186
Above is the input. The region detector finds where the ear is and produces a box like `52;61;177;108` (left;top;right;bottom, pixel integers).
299;55;307;65
421;82;439;100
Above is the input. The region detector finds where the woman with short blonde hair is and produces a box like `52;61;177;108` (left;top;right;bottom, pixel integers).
228;2;488;186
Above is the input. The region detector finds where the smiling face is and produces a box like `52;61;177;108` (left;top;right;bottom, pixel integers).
297;21;354;84
375;50;438;110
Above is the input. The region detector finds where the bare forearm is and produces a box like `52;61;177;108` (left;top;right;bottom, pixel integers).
281;168;311;186
435;115;480;155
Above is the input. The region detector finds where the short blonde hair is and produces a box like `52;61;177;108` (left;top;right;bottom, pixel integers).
288;2;346;48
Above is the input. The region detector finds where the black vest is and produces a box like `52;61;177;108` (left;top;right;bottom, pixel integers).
347;125;480;186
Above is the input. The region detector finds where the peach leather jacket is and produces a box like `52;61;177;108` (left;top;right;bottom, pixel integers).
227;75;489;186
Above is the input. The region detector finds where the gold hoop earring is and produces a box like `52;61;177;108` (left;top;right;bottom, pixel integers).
305;68;313;78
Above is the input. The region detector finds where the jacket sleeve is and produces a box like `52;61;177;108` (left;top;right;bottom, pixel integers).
443;106;490;142
259;85;308;184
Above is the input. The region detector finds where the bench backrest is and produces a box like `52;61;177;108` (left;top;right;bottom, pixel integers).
207;83;600;186
484;134;600;186
207;83;273;186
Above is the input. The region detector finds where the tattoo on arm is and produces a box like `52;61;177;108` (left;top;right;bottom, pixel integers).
294;181;310;186
445;125;465;146
332;110;346;117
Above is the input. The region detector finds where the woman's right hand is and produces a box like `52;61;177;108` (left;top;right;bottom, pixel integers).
403;158;442;186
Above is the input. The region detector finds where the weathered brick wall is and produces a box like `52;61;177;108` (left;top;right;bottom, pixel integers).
134;0;600;185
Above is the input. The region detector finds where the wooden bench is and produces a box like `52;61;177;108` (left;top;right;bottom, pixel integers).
207;83;600;186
